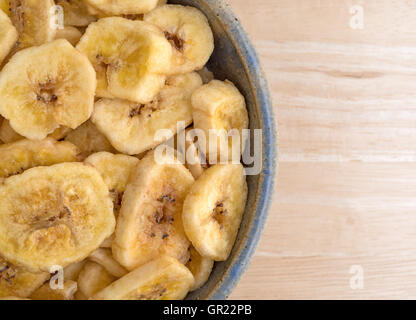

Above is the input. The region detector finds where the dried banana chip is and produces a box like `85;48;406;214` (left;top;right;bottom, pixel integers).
89;248;127;278
55;0;96;27
92;72;202;155
85;0;159;15
186;246;213;291
76;17;171;103
0;40;96;140
183;164;247;261
84;152;139;217
0;162;116;272
9;0;56;50
191;80;249;162
144;5;214;74
0;138;81;179
113;152;194;270
92;256;194;300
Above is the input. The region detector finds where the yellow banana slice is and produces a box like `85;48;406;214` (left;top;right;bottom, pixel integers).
183;164;248;261
85;0;165;20
0;10;17;65
84;152;139;217
89;248;127;278
9;0;56;50
0;257;49;298
30;280;77;300
64;260;86;281
191;80;249;162
85;0;159;15
0;162;116;272
76;17;171;103
64;121;116;159
84;3;111;19
85;152;137;248
92;72;202;155
77;261;116;298
55;0;96;27
144;4;214;74
54;26;82;46
92;256;194;300
0;120;71;143
186;246;214;291
0;138;81;179
0;39;96;140
113;152;194;270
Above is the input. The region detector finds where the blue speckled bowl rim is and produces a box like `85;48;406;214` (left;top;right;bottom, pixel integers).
200;0;277;300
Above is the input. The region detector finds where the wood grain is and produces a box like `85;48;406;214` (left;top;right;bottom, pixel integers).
227;0;416;299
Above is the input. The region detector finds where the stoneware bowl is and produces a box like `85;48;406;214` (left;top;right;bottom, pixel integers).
171;0;277;299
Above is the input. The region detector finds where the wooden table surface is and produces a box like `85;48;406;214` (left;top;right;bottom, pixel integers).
227;0;416;299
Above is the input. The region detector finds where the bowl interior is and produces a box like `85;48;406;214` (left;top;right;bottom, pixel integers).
170;0;275;299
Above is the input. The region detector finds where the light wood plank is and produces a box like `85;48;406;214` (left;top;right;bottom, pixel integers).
226;0;416;299
231;255;416;300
